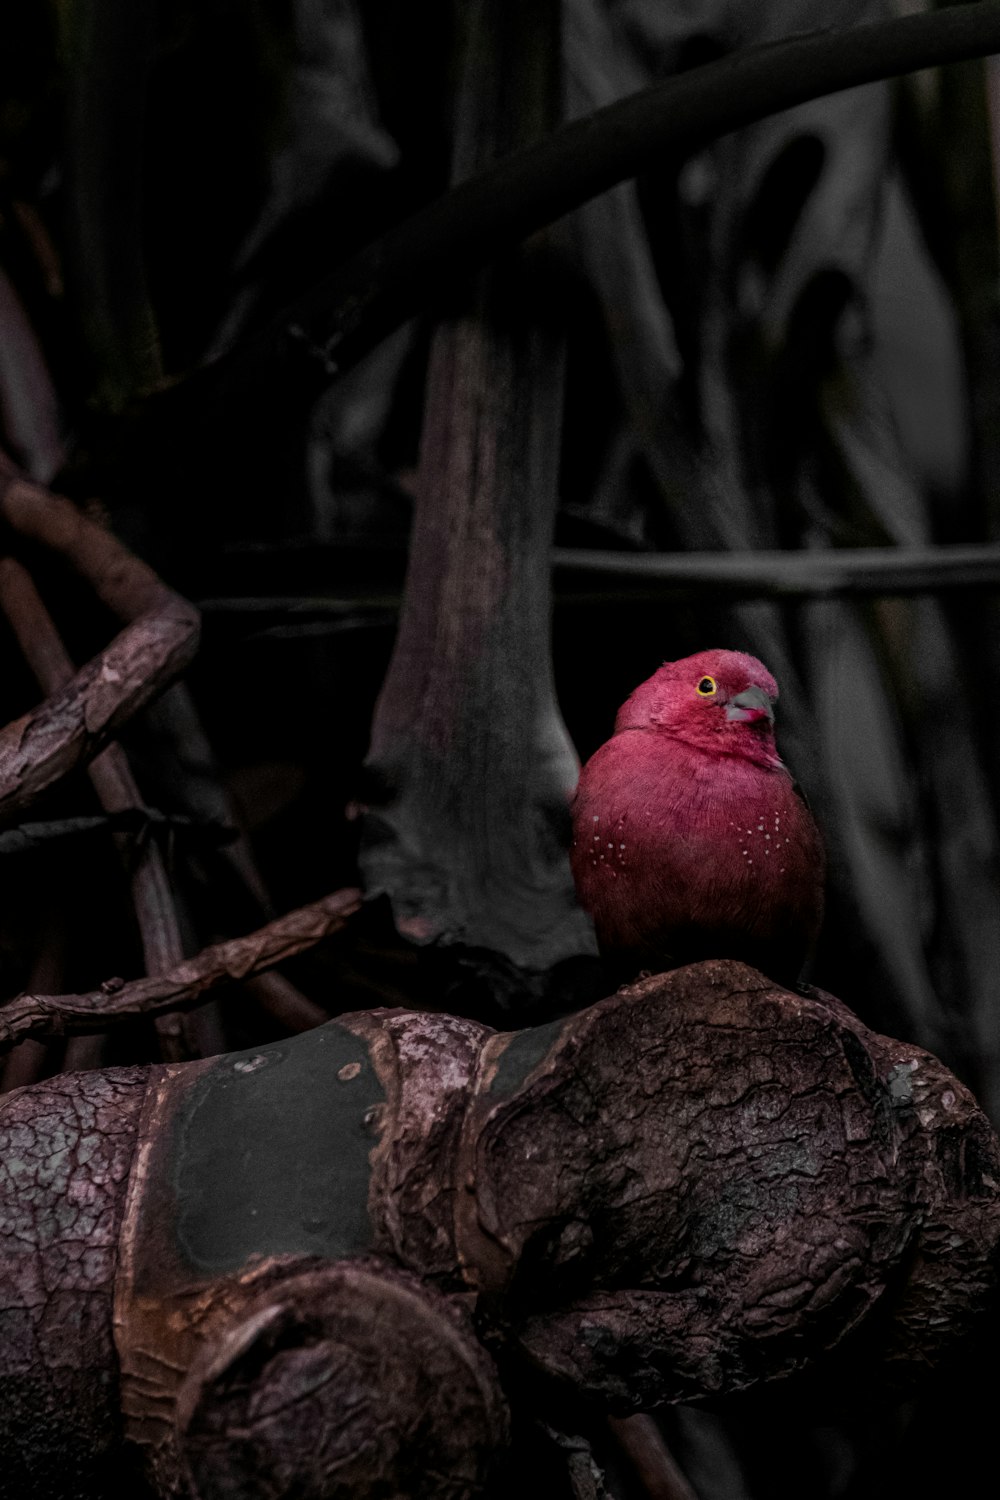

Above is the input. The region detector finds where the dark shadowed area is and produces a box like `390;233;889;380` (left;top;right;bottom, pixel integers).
1;2;1000;1497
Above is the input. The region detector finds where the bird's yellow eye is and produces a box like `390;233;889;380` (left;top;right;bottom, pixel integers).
696;676;717;697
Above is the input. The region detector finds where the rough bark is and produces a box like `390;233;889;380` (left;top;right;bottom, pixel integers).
0;961;996;1497
0;555;193;1060
0;455;200;823
175;1260;509;1500
360;0;594;1011
0;1065;148;1498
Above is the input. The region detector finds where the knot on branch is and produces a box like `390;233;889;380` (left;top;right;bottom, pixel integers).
360;963;1000;1407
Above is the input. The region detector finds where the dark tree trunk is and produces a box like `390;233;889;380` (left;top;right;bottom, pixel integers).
360;0;595;1017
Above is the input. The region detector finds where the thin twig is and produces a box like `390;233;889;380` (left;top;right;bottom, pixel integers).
552;542;1000;598
0;888;362;1053
186;1;1000;400
199;540;1000;617
0;811;232;856
0;266;65;481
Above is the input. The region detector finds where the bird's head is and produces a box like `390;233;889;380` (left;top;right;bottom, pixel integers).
614;649;783;768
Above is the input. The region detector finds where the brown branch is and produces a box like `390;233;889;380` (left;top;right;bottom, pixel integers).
188;0;1000;401
605;1416;700;1500
0;888;362;1053
0;556;194;1059
0;454;200;824
200;539;1000;619
2;963;998;1491
243;971;328;1033
0;453;185;621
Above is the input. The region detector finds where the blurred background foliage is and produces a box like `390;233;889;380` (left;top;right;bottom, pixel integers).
1;0;1000;1495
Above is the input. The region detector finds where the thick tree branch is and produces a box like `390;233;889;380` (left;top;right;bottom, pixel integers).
191;1;1000;400
0;887;362;1052
3;963;995;1496
360;0;591;1005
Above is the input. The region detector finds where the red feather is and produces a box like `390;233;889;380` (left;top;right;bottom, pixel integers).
571;650;824;984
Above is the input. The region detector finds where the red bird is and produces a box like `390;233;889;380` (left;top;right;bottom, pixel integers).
571;649;824;985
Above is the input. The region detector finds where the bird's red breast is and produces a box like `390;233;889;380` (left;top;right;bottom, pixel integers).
570;649;824;984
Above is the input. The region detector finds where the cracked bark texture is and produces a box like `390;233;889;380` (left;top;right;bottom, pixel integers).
0;962;997;1498
0;1065;148;1498
175;1259;509;1500
359;0;594;1011
0;455;200;824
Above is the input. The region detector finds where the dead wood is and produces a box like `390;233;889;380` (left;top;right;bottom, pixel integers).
360;0;594;1011
0;454;200;823
0;887;362;1051
174;1261;509;1500
553;541;1000;599
2;960;992;1497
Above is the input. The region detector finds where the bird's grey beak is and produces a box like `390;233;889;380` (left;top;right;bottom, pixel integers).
726;686;775;724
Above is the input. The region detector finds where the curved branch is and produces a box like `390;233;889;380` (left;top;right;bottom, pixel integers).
0;556;195;1059
0;888;362;1052
0;455;200;822
194;1;1000;398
